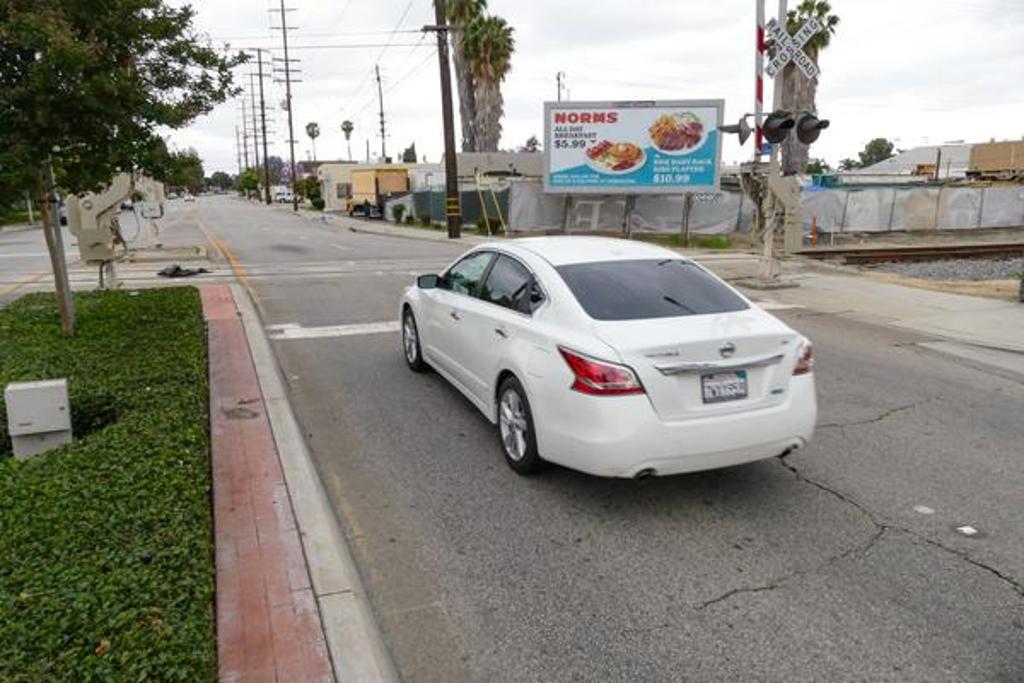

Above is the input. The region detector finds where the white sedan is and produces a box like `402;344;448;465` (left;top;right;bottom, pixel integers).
400;237;816;479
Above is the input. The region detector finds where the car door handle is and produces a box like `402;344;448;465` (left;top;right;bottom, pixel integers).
494;327;508;338
450;310;460;321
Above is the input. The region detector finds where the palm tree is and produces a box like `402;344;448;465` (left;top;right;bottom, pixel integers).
341;120;354;161
464;15;514;152
779;0;839;174
305;122;320;162
447;0;487;152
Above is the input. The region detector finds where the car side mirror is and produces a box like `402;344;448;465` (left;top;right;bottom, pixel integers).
417;274;440;289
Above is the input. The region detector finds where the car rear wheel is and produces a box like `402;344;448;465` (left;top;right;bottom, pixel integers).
497;376;545;475
402;308;427;372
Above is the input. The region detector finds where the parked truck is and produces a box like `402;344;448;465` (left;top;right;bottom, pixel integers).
346;168;410;217
967;141;1024;181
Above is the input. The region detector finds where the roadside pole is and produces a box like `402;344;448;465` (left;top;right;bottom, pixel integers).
429;0;462;239
25;191;34;225
680;192;693;246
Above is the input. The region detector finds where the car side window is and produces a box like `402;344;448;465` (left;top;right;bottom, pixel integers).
480;255;539;314
440;252;494;297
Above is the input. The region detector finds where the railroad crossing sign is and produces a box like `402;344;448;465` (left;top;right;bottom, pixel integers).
764;16;823;80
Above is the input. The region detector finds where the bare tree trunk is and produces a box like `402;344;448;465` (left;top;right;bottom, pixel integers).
473;80;503;152
450;33;477;152
780;60;819;175
36;167;75;336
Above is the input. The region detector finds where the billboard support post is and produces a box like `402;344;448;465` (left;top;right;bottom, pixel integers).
560;195;572;233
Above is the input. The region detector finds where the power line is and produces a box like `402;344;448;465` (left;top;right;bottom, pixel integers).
375;0;417;64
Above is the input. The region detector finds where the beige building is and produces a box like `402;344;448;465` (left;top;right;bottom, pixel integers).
317;162;441;212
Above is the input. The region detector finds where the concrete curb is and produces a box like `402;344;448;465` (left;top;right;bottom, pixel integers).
230;283;399;683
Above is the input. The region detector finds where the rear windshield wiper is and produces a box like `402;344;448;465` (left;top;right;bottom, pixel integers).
662;295;694;314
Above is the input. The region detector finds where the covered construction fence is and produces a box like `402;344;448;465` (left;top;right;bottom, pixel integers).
386;180;1024;235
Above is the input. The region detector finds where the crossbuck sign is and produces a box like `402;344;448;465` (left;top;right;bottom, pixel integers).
764;17;823;80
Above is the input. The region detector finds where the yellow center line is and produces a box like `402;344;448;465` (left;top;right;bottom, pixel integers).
194;209;253;296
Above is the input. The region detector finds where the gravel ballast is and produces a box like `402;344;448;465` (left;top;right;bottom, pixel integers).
872;257;1024;281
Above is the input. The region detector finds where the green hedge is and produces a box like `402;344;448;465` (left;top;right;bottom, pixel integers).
0;289;215;681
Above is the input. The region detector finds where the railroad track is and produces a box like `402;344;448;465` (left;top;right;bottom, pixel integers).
797;242;1024;265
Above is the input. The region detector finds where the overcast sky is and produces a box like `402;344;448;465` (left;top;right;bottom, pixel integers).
167;0;1024;175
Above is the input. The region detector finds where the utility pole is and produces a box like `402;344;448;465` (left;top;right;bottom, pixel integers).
235;125;242;176
271;0;301;212
248;73;261;185
375;64;387;161
556;71;565;102
256;49;273;204
240;99;250;170
427;0;461;238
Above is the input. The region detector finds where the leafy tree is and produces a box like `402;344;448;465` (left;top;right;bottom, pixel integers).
839;158;860;171
447;0;487;151
166;149;205;193
264;155;285;185
305;122;320;162
341;120;355;161
235;168;259;193
401;143;418;163
520;135;541;153
805;158;831;174
0;1;244;204
857;138;896;168
777;1;840;174
464;14;515;152
209;171;233;190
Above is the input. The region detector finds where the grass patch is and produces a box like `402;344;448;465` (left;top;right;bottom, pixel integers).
634;233;734;250
0;289;215;681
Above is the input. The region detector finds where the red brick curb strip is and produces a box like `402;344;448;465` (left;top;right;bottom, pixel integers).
202;285;334;683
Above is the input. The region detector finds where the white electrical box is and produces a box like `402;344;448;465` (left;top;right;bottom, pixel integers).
4;379;73;459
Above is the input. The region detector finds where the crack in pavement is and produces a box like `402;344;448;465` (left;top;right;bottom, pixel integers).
817;402;920;430
696;456;1024;610
695;526;888;611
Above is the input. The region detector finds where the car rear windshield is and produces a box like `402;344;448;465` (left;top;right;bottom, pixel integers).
555;259;749;321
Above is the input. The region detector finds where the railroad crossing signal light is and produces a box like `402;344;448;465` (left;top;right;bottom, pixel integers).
718;117;752;146
763;111;796;144
796;113;830;145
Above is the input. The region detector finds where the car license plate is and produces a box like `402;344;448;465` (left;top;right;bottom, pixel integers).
701;371;748;404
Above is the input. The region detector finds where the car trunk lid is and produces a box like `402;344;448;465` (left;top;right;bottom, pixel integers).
593;308;799;421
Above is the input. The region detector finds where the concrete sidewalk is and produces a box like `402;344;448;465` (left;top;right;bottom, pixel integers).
762;270;1024;353
202;285;398;683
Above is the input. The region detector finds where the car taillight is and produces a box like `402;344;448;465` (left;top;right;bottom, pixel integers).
558;347;645;396
793;340;814;376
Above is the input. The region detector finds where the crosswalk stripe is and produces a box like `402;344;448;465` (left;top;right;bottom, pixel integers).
268;320;399;340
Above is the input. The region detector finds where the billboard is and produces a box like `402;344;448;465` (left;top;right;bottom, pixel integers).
543;100;724;195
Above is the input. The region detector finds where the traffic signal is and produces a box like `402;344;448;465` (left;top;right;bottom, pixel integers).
796;113;830;145
718;117;753;146
763;111;796;144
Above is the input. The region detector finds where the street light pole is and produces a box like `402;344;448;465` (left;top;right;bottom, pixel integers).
428;0;461;238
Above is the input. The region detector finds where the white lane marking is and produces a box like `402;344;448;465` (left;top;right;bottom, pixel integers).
0;252;54;258
331;243;352;251
756;301;805;311
269;320;399;340
265;323;300;332
956;525;978;537
913;505;935;515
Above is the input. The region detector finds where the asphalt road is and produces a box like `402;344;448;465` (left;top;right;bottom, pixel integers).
0;223;77;305
52;197;1024;681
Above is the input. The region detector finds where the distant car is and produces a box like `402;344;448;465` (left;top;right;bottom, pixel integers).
167;192;179;200
275;191;295;203
184;194;195;203
400;237;817;479
120;200;133;211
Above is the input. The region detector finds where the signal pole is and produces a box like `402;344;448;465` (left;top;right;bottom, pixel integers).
427;0;461;238
271;0;301;212
375;64;387;161
235;125;242;176
556;71;566;102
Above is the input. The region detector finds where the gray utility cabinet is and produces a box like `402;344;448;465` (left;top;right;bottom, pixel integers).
4;379;73;459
